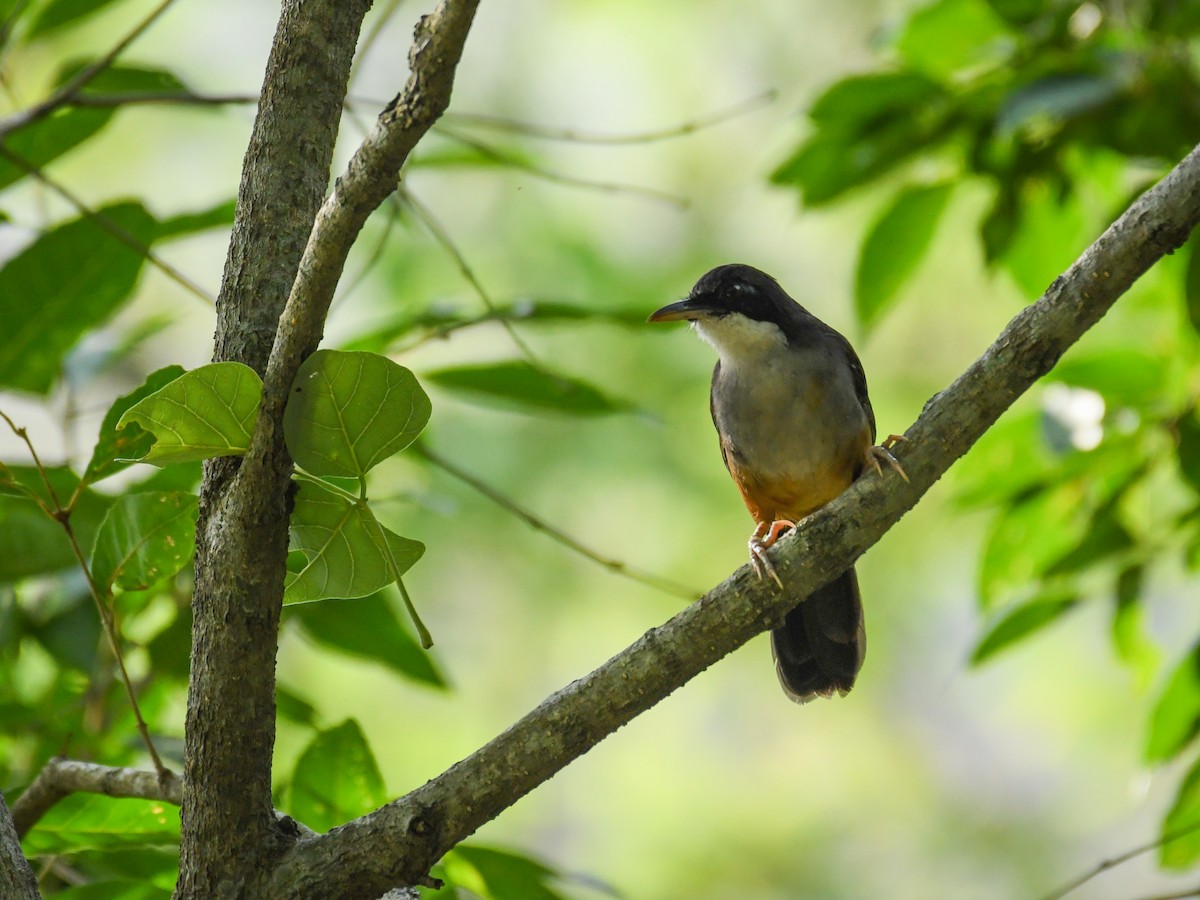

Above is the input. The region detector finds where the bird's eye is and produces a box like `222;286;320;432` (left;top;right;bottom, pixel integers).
723;283;745;302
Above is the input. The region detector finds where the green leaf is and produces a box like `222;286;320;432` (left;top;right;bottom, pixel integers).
771;121;949;207
999;179;1089;299
425;360;629;416
978;483;1087;606
1111;565;1159;686
1161;755;1200;869
1188;239;1200;336
90;492;198;594
289;590;446;688
0;108;113;190
83;367;185;486
808;72;945;131
982;0;1043;26
895;0;1015;81
55;61;186;96
1051;348;1169;409
971;591;1077;665
2;65;190;191
997;75;1122;137
146;605;191;681
1179;411;1200;496
0;203;156;394
20;794;180;855
980;187;1020;265
1042;498;1132;577
28;590;101;672
284;350;431;478
0;467;113;582
442;845;567;900
276;685;319;727
61;846;179;890
344;298;647;352
117;362;263;465
1146;645;1200;764
285;482;424;605
855;183;953;331
156;199;237;241
28;0;125;37
290;720;387;833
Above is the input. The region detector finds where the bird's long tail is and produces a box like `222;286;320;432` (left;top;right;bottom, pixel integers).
770;567;865;703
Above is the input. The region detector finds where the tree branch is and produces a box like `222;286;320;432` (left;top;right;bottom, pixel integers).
266;144;1200;898
180;0;479;895
10;758;315;845
0;793;38;900
178;0;372;894
10;759;181;839
252;0;481;447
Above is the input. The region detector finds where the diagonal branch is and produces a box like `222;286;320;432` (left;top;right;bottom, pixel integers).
266;144;1200;898
251;0;481;453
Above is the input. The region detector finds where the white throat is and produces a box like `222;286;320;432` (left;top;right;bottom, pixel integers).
691;314;788;368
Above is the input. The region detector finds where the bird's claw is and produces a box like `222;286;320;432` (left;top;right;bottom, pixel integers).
748;520;793;589
865;435;909;483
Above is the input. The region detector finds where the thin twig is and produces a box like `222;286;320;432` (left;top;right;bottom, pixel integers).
444;89;777;144
416;443;702;601
63;90;258;109
0;0;179;138
9;757;317;841
433;126;689;208
0;145;216;305
399;186;540;364
1040;819;1200;900
0;411;169;778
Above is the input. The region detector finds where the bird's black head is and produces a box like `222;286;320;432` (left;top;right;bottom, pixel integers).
647;264;801;328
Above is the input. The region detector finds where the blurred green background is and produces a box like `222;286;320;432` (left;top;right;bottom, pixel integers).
3;0;1200;897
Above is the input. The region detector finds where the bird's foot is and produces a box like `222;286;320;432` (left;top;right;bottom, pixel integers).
748;519;794;589
865;435;909;483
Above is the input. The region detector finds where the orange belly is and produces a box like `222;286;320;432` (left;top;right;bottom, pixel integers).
723;426;869;525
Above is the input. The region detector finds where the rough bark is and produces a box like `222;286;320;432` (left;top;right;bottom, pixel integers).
178;0;480;895
264;143;1200;898
11;759;181;839
178;0;372;895
0;794;39;900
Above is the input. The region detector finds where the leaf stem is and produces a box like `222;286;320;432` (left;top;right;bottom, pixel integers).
395;576;433;650
0;411;170;778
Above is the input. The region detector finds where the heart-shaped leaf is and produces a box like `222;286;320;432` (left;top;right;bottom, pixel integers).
117;362;262;465
284;350;431;478
290;719;387;832
285;482;424;605
83;366;185;486
90;491;199;594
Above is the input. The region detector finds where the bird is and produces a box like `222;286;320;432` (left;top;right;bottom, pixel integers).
648;263;905;703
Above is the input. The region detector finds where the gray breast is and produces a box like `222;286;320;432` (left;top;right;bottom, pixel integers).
710;339;868;484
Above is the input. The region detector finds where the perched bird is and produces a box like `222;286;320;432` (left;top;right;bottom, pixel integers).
648;264;904;702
